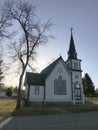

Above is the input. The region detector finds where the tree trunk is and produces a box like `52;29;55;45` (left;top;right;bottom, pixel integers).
16;69;25;109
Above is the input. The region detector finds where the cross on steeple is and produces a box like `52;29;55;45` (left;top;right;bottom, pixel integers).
70;27;73;33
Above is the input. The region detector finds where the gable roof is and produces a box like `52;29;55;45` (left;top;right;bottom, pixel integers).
25;56;70;85
41;56;61;75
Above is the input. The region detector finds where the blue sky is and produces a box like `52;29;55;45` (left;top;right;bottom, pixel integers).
1;0;98;88
32;0;98;88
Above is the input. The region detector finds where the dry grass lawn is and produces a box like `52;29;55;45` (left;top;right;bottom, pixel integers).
0;97;98;117
0;98;16;117
85;97;98;105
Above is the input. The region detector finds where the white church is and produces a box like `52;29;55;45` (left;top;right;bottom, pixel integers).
24;31;84;104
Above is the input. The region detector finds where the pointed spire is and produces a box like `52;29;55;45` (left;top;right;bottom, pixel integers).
67;28;77;60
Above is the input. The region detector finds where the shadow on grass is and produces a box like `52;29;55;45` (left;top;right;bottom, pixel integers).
11;104;98;116
1;111;98;130
1;97;98;117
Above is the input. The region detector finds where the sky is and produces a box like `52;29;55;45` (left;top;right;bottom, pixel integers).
1;0;98;89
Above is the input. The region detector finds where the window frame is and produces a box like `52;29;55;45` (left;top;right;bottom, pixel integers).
54;76;67;95
35;85;39;95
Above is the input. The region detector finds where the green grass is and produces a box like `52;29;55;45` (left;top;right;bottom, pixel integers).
0;98;98;117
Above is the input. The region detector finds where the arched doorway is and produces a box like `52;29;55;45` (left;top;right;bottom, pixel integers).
74;81;81;100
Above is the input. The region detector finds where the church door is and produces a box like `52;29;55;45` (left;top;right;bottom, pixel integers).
74;82;81;100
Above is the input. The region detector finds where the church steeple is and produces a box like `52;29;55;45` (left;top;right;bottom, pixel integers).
67;28;77;60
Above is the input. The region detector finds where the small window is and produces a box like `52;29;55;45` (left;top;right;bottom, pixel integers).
74;63;78;69
75;75;79;79
35;86;39;95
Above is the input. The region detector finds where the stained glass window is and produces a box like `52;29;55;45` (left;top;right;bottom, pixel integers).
54;76;67;95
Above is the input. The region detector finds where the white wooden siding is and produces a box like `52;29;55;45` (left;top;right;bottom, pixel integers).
29;85;44;101
45;60;72;102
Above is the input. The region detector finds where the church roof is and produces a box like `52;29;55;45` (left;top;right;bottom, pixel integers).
67;32;77;60
25;72;45;85
25;56;63;85
41;56;61;75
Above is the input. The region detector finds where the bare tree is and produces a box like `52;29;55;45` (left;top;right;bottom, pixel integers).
0;2;16;86
3;1;53;108
0;57;4;90
0;5;13;41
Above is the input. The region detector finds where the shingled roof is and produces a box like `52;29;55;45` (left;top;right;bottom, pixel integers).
25;56;62;85
41;56;61;75
67;32;77;60
25;72;46;85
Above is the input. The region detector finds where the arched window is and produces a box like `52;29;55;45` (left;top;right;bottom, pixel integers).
54;76;67;95
54;79;58;95
63;80;67;95
74;81;81;100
